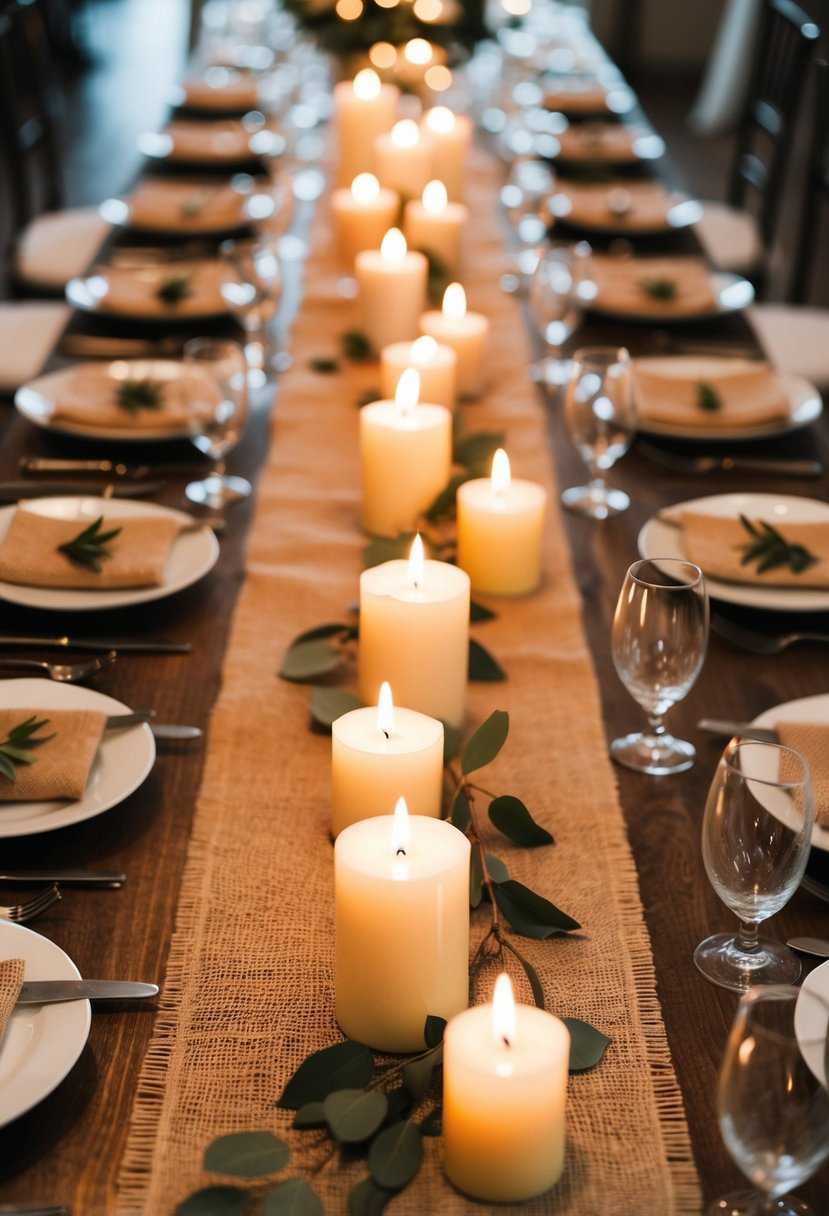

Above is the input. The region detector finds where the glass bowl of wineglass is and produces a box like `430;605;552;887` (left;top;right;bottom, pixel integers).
183;337;251;509
561;344;635;516
220;233;283;379
528;241;594;387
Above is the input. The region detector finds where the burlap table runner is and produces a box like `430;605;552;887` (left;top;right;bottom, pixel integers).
118;145;701;1215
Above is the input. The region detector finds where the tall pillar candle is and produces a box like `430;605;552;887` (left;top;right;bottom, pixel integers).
360;368;452;537
456;449;547;595
359;536;470;727
403;180;468;279
421;106;473;201
443;974;570;1201
334;69;400;186
375;119;434;200
380;334;457;411
331;682;444;838
419;282;489;399
355;227;428;354
335;800;470;1052
330;173;400;268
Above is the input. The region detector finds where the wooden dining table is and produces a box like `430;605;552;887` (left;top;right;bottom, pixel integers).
1;21;828;1216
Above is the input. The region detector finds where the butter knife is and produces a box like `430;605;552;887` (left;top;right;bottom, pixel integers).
0;870;126;887
0;480;165;501
17;980;159;1005
697;718;780;742
21;458;210;478
0;636;191;653
105;714;203;740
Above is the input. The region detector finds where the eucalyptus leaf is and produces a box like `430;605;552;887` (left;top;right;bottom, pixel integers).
565;1017;611;1072
461;710;509;775
468;639;506;682
324;1089;388;1144
488;795;554;847
367;1122;423;1190
348;1177;395;1216
442;721;462;765
469;844;483;908
494;879;580;939
293;1101;327;1129
423;471;472;520
483;853;510;884
402;1044;442;1103
292;623;353;644
469;600;496;622
175;1186;248;1216
502;938;545;1009
309;357;340;374
277;1040;374;1110
424;1016;447;1049
279;637;345;682
310;687;364;730
204;1130;289;1178
384;1085;412;1124
362;534;417;568
342;330;372;361
453;431;506;474
420;1106;442;1137
262;1178;324;1216
450;787;471;833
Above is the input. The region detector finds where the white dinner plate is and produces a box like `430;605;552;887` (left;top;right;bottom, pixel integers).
634;371;822;441
65;267;231;323
0;497;219;612
99;180;276;235
138;123;285;165
638;492;829;612
590;271;754;323
795;958;829;1089
16;360;207;442
751;693;829;853
552;191;703;236
0;921;91;1126
0;679;155;837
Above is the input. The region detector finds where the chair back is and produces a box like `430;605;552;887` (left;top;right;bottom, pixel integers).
788;58;829;302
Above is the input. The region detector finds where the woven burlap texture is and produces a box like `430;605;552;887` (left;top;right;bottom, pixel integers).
117;146;701;1216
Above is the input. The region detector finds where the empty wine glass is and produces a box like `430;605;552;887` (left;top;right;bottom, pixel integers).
220;233;284;379
694;740;814;992
611;558;709;775
528;241;593;387
183;337;251;509
712;985;829;1216
561;345;635;515
499;157;555;291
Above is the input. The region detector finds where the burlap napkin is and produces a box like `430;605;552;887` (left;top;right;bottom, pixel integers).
776;722;829;827
678;510;829;588
633;357;789;430
591;254;717;316
182;74;259;111
51;365;219;432
0;708;107;801
128;180;246;232
165;121;253;164
96;261;228;318
0;507;183;589
543;83;609;113
0;959;24;1042
558;180;677;231
557;123;638;162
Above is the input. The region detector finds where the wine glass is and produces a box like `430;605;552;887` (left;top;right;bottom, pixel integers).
220;233;284;379
712;984;829;1216
611;558;709;775
561;345;635;516
528;241;593;387
183;337;251;509
499;157;555;291
694;739;814;991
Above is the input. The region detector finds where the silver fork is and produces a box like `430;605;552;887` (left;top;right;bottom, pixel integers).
712;614;829;655
636;440;823;479
0;651;117;682
0;885;61;923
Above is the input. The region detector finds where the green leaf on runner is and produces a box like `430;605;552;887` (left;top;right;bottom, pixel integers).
310;687;364;730
293;1101;327;1129
362;533;418;567
423;471;473;520
469;599;496;622
442;720;462;765
277;1040;374;1110
203;1130;289;1177
342;330;373;361
279;637;345;682
367;1122;423;1191
502;938;546;1009
262;1178;325;1216
175;1186;248;1216
309;357;340;374
468;638;506;682
469;843;484;908
348;1177;396;1216
401;1044;442;1103
450;785;472;833
493;879;580;939
461;709;509;774
488;795;554;847
453;431;506;474
565;1017;612;1072
324;1089;388;1144
423;1015;446;1049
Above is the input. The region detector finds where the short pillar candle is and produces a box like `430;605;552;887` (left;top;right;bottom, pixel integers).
419;282;489;399
380;334;457;412
456;449;547;595
403;180;467;279
443;973;570;1202
356;228;428;354
421;106;473;201
334;69;400;186
375;119;434;199
330;173;400;268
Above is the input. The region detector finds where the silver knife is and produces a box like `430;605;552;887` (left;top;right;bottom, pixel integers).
716;456;824;477
105;714;203;741
0;636;191;653
697;718;780;742
0;481;166;501
21;457;210;479
17;980;159;1005
0;870;126;887
58;333;185;359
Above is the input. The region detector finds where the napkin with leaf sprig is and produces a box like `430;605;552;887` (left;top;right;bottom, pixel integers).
632;357;789;430
590;254;717;316
0;709;107;801
95;259;228;318
0;959;24;1044
676;509;829;587
777;722;829;827
127;179;247;232
51;363;218;431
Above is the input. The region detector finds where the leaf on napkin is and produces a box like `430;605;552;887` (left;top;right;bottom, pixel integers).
115;378;165;413
638;276;676;300
156;271;193;305
57;515;123;573
0;715;53;783
737;514;818;576
695;380;722;412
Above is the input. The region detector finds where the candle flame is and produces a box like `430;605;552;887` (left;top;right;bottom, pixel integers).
404;38;433;66
407;533;425;590
391;119;420;148
353;68;381;100
491;448;511;495
380;227;408;263
336;0;363;19
442;281;467;320
411;334;438;362
425;105;455;134
377;681;395;738
391;795;410;856
422;179;448;214
492;973;517;1048
395;367;420;415
351;173;380;203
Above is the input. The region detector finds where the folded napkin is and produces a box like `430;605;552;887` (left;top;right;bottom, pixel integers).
776;722;829;827
96;260;228;318
678;509;829;588
633;358;790;430
0;707;107;801
591;255;717;316
0;507;183;589
50;364;219;432
543;83;609;113
558;180;676;231
165;120;253;163
183;73;259;111
0;959;24;1043
128;180;246;232
556;123;637;163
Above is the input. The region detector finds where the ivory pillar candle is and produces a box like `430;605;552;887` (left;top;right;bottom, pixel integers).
419;282;489;399
375;119;434;200
403;180;468;278
443;974;570;1202
456;449;547;595
360;369;452;537
358;536;470;727
355;228;428;354
421;106;473;201
334;69;400;186
380;334;457;411
330;174;400;267
335;800;470;1052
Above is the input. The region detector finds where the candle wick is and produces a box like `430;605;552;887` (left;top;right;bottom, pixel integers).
381;729;389;740
502;1035;511;1048
396;847;406;857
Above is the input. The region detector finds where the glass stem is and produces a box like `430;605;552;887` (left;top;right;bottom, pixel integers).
646;712;666;739
214;456;226;481
735;920;760;954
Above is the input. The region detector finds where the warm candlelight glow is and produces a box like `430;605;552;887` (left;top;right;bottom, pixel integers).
491;448;511;496
377;681;395;737
425;65;452;91
404;38;433;65
407;533;425;590
380;227;408;263
414;0;443;19
351;173;381;203
353;68;381;100
442;281;467;320
369;40;397;69
391;795;410;857
425;105;456;134
422;179;448;214
394;367;421;416
501;0;531;14
375;0;398;7
336;0;363;17
390;118;420;148
411;334;438;362
492;973;517;1050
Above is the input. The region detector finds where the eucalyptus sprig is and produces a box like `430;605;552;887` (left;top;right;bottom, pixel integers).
155;271;193;305
695;381;722;412
57;516;122;573
115;378;164;414
737;514;818;576
0;715;53;783
639;276;676;301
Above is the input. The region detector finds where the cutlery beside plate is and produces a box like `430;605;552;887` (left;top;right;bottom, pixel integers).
697;717;780;742
0;870;126;887
16;980;158;1005
0;480;165;501
0;635;191;653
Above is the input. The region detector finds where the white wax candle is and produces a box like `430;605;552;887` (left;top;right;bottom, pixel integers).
456;449;547;595
443;974;570;1201
334;69;400;187
331;682;444;838
375;119;434;200
330;174;400;268
421;107;473;201
419;282;489;399
359;536;470;727
335;801;470;1052
380;334;457;411
360;368;452;537
403;180;468;279
356;228;428;354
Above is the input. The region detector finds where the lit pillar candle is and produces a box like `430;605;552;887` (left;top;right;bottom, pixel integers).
359;535;470;727
456;449;547;596
375;119;434;200
334;69;400;187
394;37;448;92
380;334;457;411
331;682;444;838
335;798;470;1052
403;180;468;279
360;368;452;537
421;106;473;201
355;227;428;355
443;973;570;1201
419;282;489;399
330;173;400;268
